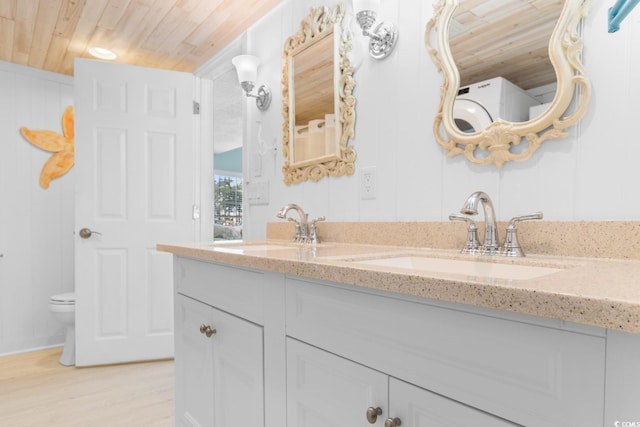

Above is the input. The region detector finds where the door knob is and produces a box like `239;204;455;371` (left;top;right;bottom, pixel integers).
79;228;102;239
199;324;216;337
366;407;383;424
385;417;402;427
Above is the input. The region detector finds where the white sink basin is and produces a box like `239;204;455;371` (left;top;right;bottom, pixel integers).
353;256;564;280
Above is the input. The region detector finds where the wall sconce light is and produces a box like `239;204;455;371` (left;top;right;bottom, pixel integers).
232;55;271;111
353;0;398;59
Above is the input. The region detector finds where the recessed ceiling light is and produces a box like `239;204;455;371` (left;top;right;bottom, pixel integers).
88;47;117;60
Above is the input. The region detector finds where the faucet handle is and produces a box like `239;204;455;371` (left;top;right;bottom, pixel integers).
449;214;476;226
503;212;543;257
287;217;302;242
449;214;480;254
507;212;543;226
309;216;326;244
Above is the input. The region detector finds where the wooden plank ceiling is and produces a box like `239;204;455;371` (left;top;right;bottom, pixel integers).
0;0;282;76
0;0;566;90
450;0;564;90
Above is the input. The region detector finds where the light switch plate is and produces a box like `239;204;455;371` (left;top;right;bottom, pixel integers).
247;180;269;205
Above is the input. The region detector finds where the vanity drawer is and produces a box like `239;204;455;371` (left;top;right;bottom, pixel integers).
285;276;605;427
176;256;264;324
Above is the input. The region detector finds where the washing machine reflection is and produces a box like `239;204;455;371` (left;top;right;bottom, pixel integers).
453;76;541;133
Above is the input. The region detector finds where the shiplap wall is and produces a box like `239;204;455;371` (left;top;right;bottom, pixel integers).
2;0;638;355
238;0;640;240
0;61;74;355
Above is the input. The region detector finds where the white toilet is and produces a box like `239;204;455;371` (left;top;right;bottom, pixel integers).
49;292;76;366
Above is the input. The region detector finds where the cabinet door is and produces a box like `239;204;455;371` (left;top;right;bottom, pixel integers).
389;378;517;427
175;295;265;427
211;299;264;427
287;338;388;427
175;294;215;426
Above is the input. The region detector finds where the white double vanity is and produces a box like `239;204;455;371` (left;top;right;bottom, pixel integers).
157;0;639;423
159;239;640;427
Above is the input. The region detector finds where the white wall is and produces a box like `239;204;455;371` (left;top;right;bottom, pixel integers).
3;0;635;354
237;0;640;240
0;61;75;355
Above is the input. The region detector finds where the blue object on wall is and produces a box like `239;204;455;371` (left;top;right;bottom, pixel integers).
609;0;640;32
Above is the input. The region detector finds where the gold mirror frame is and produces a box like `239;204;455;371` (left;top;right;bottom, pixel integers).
425;0;592;168
282;4;356;184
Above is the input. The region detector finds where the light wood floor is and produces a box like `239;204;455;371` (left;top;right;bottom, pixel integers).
0;347;174;426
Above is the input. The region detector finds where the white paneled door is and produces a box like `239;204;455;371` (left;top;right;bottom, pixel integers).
74;59;196;366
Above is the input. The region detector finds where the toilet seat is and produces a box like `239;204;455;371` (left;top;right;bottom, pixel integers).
50;292;75;305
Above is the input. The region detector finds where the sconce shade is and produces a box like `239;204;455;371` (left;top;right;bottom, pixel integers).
232;55;260;84
231;54;271;111
353;0;380;12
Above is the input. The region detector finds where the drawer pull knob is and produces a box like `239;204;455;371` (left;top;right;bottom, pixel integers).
385;417;402;427
366;406;382;423
199;324;216;337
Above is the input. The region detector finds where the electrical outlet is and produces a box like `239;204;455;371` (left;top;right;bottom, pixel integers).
361;167;377;200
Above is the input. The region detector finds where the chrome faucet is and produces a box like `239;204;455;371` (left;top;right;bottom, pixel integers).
276;204;325;243
460;191;500;254
277;204;309;241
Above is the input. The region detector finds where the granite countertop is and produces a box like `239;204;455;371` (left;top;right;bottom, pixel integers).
157;240;640;333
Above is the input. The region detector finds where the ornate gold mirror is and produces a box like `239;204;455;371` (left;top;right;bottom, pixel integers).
426;0;591;168
282;4;356;184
